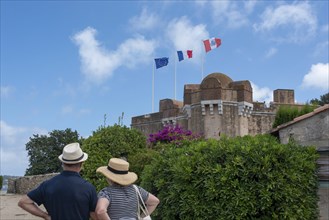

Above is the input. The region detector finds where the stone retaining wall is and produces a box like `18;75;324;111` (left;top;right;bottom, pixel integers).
7;173;59;194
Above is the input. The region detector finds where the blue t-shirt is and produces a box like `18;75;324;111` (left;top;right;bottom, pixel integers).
28;171;97;220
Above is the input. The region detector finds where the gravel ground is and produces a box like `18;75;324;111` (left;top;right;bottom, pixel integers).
0;193;46;220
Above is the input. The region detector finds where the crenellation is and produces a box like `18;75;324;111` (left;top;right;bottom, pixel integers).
238;101;253;117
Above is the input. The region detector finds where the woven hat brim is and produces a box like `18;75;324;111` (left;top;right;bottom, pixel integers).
96;166;137;186
58;153;88;164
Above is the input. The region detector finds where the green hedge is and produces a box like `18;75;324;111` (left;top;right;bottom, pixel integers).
273;105;315;128
141;135;319;219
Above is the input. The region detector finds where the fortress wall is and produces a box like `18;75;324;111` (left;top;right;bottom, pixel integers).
7;173;59;194
221;89;236;101
203;105;222;139
237;115;249;137
221;104;239;137
134;121;163;138
190;91;201;104
131;112;164;137
249;113;276;136
189;104;204;135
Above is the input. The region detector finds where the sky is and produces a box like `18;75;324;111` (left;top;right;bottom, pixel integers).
1;1;328;176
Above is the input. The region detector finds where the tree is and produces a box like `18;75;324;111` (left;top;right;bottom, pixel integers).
81;124;152;191
25;129;82;176
310;92;329;106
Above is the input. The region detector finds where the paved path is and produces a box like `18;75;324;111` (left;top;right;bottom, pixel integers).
0;194;46;220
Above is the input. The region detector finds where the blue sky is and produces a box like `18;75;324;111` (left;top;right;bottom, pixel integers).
1;1;328;176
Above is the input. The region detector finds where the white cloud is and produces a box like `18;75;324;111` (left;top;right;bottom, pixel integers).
128;7;159;31
0;121;47;176
211;1;256;28
244;0;258;14
265;47;278;58
0;149;30;176
301;63;329;90
72;27;116;82
0;121;27;145
166;16;209;61
116;35;156;68
72;27;156;84
1;86;14;98
253;2;317;43
251;81;273;104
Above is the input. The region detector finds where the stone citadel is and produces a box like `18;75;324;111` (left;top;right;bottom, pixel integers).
131;72;304;139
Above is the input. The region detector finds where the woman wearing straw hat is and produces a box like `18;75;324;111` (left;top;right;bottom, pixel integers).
96;158;160;220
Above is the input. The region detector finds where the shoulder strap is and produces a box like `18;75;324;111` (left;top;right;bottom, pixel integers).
133;185;150;217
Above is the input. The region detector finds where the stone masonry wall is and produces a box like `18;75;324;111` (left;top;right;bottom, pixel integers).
7;173;59;194
279;109;329;147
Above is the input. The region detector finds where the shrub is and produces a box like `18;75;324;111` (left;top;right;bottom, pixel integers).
273;105;316;128
81;125;149;191
141;135;319;219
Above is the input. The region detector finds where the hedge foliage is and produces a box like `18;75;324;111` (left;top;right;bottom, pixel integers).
81;125;154;191
273;105;315;128
141;135;319;220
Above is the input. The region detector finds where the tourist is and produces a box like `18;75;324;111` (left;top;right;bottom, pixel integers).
18;143;98;220
95;157;160;220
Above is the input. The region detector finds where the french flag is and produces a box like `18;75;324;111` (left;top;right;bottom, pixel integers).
177;50;193;62
203;37;221;53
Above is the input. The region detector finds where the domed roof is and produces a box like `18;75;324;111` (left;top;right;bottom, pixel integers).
201;72;233;88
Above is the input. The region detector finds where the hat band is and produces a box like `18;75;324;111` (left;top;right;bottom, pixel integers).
107;166;128;175
62;154;84;162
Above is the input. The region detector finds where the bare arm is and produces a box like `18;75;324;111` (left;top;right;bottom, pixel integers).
144;193;160;217
95;198;110;220
90;211;98;220
18;195;50;220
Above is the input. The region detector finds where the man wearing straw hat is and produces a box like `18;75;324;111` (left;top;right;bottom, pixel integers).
18;143;98;220
96;158;160;220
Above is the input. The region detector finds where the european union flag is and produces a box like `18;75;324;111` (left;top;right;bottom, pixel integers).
154;57;169;69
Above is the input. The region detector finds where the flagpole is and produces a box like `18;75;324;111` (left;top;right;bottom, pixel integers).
174;51;177;100
201;41;204;80
201;53;204;80
152;60;155;113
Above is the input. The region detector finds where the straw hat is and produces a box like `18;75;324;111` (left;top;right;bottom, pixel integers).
97;158;137;186
58;143;88;164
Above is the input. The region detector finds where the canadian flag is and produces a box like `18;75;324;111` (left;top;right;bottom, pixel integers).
203;37;221;53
